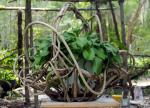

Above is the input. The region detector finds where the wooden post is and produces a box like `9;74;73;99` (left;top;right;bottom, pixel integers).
108;0;120;41
119;0;134;100
119;0;132;107
24;0;39;107
24;0;31;104
119;0;127;86
17;10;23;78
119;0;126;46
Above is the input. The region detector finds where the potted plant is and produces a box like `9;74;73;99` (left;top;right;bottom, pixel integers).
14;3;133;103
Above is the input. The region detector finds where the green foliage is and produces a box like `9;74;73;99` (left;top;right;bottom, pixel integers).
83;48;95;60
95;48;107;60
0;50;17;81
92;57;103;75
134;57;150;67
124;0;150;55
32;36;52;68
33;28;122;75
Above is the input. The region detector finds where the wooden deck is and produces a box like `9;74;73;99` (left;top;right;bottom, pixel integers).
41;97;120;108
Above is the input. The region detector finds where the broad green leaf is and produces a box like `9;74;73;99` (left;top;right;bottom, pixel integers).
112;54;122;64
83;48;95;60
92;57;103;75
96;48;107;60
76;37;89;49
103;43;118;55
87;32;99;44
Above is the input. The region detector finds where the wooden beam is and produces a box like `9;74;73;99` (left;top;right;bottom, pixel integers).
43;0;92;2
133;55;150;58
43;0;117;2
0;7;116;11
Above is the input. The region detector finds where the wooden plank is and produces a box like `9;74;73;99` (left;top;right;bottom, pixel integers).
41;101;120;108
43;0;118;2
0;7;115;11
43;0;94;2
44;0;91;2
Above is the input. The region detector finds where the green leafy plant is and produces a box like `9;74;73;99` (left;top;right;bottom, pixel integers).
32;28;122;75
21;3;129;102
31;36;52;69
0;50;17;81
